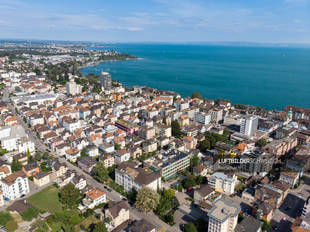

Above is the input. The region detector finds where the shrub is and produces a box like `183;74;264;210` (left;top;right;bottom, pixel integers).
0;212;12;225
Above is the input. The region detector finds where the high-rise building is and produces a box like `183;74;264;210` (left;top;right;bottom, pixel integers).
66;80;82;96
240;115;258;136
195;112;211;125
210;109;223;124
208;198;240;232
209;172;237;195
100;72;112;90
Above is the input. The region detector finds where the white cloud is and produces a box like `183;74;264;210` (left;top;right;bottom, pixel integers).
127;27;144;31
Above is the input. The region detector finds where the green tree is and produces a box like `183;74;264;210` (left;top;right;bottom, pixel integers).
261;218;271;232
195;175;204;185
191;155;199;167
11;158;22;172
171;120;182;138
198;139;211;152
127;188;138;203
191;92;202;99
185;223;198;232
42;152;50;160
135;187;160;213
114;143;121;150
157;197;172;216
182;175;196;189
92;222;108;232
93;85;101;94
26;149;31;158
59;183;81;208
256;138;268;148
81;148;89;157
34;152;42;162
93;162;109;183
163;188;175;200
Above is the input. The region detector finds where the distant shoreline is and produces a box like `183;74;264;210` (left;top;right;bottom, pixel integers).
79;57;141;71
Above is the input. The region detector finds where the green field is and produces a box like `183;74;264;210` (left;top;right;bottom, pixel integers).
27;186;62;214
0;212;18;232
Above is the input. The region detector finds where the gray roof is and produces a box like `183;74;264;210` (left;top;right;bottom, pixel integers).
208;197;241;223
235;216;262;232
126;219;156;232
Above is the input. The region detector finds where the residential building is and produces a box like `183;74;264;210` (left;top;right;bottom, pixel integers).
100;72;112;90
240;115;258;136
0;192;3;206
22;162;40;177
115;162;161;192
86;145;99;157
0;164;11;180
209;172;237;195
52;161;68;178
105;201;130;229
114;149;130;163
195;112;211;125
66;80;82;96
138;126;155;140
279;170;299;188
99;154;115;168
208;198;240;232
1;171;30;200
78;156;96;173
65;148;80;162
210;109;223;124
33;172;51;187
82;188;106;209
145;151;190;180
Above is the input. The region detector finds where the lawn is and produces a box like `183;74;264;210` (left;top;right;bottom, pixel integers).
27;185;62;214
73;215;100;232
0;212;18;232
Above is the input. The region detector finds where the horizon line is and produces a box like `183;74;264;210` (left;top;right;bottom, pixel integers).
0;37;310;47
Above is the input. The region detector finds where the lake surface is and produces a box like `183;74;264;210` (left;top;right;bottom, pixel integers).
80;44;310;110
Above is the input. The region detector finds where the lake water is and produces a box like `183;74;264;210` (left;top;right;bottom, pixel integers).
80;44;310;110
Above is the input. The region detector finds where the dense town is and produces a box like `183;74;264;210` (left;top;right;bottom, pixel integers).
0;42;309;232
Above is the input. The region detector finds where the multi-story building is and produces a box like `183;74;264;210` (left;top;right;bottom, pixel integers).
115;120;139;134
210;109;223;124
114;149;130;163
62;117;81;133
240;115;258;136
66;80;83;96
138;126;156;140
33;172;51;187
195;112;211;125
145;151;190;180
1;171;30;200
99;154;115;168
208;198;240;232
0;125;35;154
209;172;237;195
100;72;112;90
104;201;130;229
82;188;107;209
239;151;275;175
279;169;299;188
115;162;161;192
264;137;298;156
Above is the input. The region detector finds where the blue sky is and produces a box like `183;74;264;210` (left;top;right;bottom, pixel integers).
0;0;309;43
